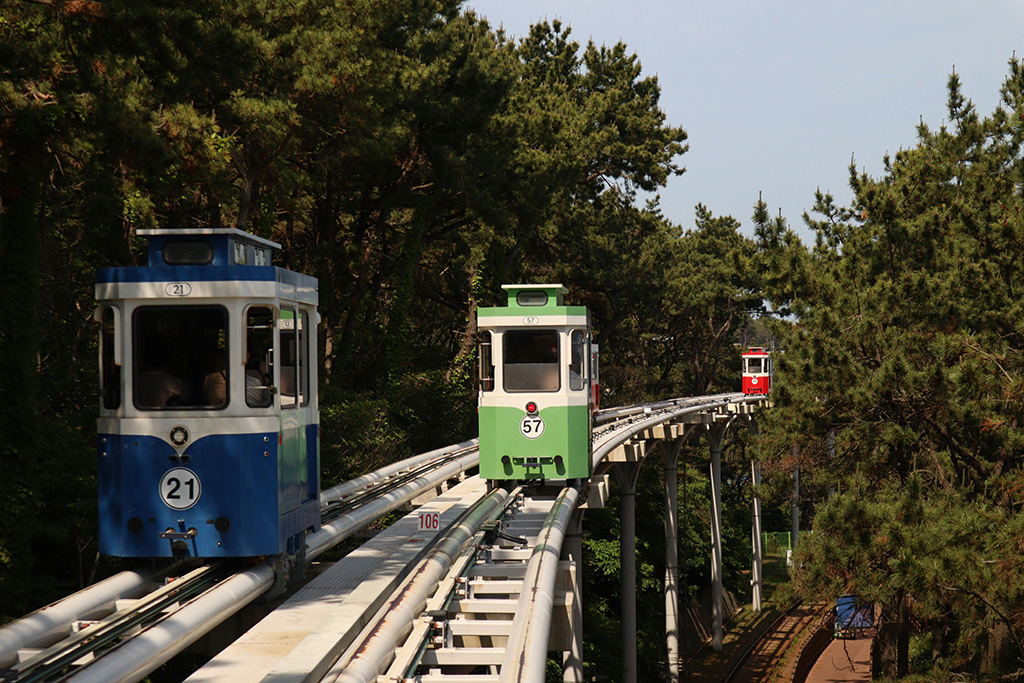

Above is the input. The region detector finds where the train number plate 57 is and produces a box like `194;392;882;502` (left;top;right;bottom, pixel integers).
520;414;545;439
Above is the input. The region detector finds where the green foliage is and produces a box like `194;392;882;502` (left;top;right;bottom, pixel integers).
767;59;1024;677
0;6;781;668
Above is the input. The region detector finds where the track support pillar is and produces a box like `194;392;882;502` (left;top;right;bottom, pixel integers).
708;425;725;652
662;438;684;683
615;462;643;683
562;509;585;682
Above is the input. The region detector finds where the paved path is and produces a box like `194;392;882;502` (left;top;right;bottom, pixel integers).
805;636;872;683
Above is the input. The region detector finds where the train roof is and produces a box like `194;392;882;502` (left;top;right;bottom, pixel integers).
477;283;588;326
95;227;317;305
499;284;568;307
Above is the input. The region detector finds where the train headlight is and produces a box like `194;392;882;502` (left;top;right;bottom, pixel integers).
525;401;538;415
169;426;190;447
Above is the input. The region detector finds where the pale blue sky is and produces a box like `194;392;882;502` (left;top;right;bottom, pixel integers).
465;1;1024;242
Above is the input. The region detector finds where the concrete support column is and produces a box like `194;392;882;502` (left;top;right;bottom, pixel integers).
748;417;763;613
562;510;585;683
661;439;684;683
615;463;641;683
708;426;725;652
791;467;800;555
751;459;764;613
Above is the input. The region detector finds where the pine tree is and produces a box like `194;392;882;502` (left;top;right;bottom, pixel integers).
764;60;1024;676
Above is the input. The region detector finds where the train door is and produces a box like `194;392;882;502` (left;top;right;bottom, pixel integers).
278;306;318;518
279;307;308;513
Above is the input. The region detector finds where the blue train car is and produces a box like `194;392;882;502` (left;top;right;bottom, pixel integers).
95;228;320;559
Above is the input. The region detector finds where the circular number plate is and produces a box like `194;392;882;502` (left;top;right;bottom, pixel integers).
520;414;545;439
159;468;202;510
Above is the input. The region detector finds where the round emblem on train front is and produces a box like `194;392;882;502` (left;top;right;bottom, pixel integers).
520;414;545;439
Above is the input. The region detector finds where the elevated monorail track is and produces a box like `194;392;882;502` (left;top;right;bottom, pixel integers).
0;442;480;683
1;393;766;683
344;482;582;682
189;392;764;681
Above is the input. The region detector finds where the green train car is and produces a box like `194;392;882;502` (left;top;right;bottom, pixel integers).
477;284;595;480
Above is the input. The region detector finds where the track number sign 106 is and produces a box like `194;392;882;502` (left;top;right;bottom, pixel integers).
418;511;440;532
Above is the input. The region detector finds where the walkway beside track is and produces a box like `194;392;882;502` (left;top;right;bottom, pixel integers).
805;635;872;683
186;477;490;682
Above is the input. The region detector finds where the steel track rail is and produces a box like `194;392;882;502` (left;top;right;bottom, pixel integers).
2;563;233;683
721;602;803;683
721;602;831;683
328;486;517;683
320;439;478;507
0;566;179;670
320;446;477;524
498;482;582;683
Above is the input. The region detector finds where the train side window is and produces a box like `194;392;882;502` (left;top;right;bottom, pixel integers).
279;308;309;408
590;345;600;386
133;306;228;409
298;310;310;407
280;308;297;408
99;307;121;409
245;306;274;408
569;329;588;391
503;330;560;392
478;331;494;392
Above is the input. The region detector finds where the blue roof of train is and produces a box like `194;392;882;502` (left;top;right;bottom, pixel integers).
94;227;314;289
95;265;309;285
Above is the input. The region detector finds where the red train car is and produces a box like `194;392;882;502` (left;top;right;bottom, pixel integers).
741;347;772;395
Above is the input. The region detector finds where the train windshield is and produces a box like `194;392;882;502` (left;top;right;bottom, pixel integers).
133;306;228;409
503;330;560;392
746;357;763;374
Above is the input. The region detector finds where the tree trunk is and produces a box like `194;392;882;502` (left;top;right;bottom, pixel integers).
873;592;909;679
0;140;45;448
0;132;47;611
380;209;427;389
446;262;479;386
